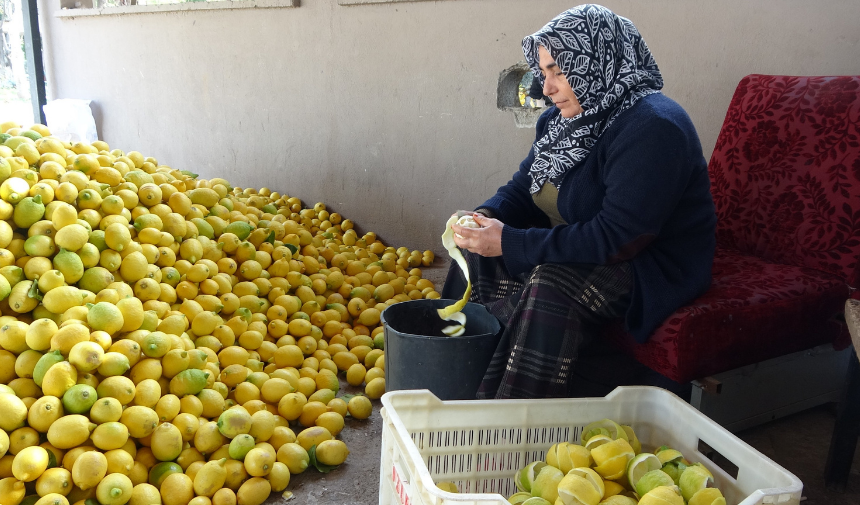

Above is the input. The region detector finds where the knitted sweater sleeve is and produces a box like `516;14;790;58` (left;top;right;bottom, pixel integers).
500;114;695;275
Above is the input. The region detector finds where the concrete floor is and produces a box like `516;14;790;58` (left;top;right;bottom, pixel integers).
265;262;860;504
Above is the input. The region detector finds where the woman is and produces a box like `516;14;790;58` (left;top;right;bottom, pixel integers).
442;5;716;399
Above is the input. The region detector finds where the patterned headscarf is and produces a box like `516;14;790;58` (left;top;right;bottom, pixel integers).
523;4;663;193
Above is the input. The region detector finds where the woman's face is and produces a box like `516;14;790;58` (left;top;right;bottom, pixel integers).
538;45;583;118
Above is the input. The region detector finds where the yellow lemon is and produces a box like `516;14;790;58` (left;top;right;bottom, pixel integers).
41;361;77;398
11;445;50;481
314;439;350;466
47;415;95;449
96;473;133;505
159;473;194;505
236;477;270;505
72;450;108;490
35;467;72;497
91;422;130;451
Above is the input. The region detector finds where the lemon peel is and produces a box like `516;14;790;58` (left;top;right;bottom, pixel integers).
638;485;685;505
688;488;727;505
627;452;662;489
438;214;473;321
557;470;601;505
599;496;638;505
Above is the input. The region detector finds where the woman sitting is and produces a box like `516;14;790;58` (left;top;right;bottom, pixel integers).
442;4;717;399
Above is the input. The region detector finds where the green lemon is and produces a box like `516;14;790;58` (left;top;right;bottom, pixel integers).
62;384;99;414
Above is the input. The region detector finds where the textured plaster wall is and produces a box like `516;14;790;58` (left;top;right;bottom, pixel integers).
41;0;860;252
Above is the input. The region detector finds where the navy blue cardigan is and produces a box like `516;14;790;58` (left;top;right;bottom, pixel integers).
480;93;716;343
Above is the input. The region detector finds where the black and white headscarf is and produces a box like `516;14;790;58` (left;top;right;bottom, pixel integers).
523;4;663;193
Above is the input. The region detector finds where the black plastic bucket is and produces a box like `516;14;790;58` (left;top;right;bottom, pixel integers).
380;299;502;400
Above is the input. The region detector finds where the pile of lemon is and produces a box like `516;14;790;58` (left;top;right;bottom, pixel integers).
507;419;727;505
0;120;441;505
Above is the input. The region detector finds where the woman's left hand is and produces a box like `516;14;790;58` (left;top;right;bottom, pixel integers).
452;214;504;257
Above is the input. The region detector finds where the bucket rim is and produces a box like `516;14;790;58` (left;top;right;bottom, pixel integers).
380;299;500;340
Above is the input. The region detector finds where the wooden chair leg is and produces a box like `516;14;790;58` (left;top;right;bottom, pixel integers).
825;352;860;491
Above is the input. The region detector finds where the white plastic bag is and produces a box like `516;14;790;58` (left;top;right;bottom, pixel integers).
42;99;98;143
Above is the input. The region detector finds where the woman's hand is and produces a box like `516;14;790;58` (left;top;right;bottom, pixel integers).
452;213;504;257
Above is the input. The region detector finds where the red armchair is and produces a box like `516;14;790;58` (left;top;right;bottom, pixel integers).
606;74;860;385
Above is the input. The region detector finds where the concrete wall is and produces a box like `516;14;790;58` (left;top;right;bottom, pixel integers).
41;0;860;252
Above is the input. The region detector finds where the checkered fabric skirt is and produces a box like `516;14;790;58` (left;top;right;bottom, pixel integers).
442;253;632;399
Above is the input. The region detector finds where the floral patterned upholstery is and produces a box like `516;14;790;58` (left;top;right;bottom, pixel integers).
606;75;860;383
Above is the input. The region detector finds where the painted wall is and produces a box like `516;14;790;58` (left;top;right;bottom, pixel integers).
40;0;860;252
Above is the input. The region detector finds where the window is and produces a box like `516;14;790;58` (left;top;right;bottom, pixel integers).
56;0;297;17
497;62;547;129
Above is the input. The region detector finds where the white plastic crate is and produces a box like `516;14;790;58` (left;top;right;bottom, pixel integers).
378;387;802;505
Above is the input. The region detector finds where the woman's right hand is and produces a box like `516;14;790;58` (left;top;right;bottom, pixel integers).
451;213;504;257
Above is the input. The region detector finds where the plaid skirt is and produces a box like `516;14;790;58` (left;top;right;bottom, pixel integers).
441;252;633;399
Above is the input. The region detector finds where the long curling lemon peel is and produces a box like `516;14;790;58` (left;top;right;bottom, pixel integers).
438;214;474;321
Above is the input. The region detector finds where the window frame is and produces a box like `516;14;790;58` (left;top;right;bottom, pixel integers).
55;0;297;18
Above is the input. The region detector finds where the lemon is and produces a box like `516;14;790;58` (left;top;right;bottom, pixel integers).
0;477;25;505
7;281;39;313
248;410;275;442
104;449;134;476
41;361;77;398
343;395;370;420
98;352;131;377
236;477;270;505
53;224;88;251
314;439;350;467
160;472;194;505
68;341;104;373
34;467;72;497
129;483;161;505
260;461;289;494
134;379;161;409
37;270;65;293
69;450;107;491
242;447;274;478
295;426;332;452
96;473;133;505
47;414;95;449
0;392;28;433
12;446;49;482
365;377;386;400
141;332;171;358
227;434;255;461
217;408;252;439
31;350;63;387
87;301;124;335
61;384;98;414
150;423;183;462
112;297;143;334
192;458;227;498
97;375;137;405
1;178;32;204
120;406;159;439
50;249;83;284
92;422;130;451
168;368;208;396
193;421;226;457
27;396;63;433
13;195;45;228
41;285;84;314
78;266;114;293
